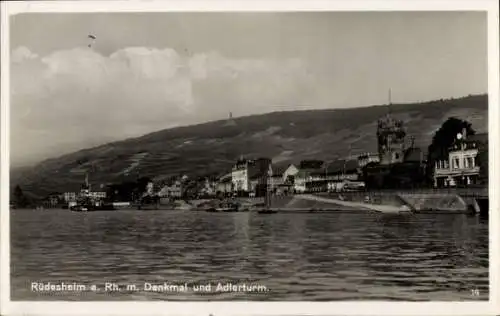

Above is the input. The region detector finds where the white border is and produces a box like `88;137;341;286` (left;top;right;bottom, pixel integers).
1;1;499;316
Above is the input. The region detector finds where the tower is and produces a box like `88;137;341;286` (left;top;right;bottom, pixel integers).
377;89;406;165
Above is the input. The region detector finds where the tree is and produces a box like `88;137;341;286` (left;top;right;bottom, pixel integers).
425;117;476;184
13;185;28;208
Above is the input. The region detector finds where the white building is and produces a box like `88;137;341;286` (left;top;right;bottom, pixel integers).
88;191;107;199
282;164;299;183
232;159;250;192
63;192;77;202
434;130;486;187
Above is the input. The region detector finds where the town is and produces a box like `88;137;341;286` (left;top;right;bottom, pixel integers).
21;110;487;211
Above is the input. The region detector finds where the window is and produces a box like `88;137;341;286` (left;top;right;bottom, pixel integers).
466;157;473;169
453;158;460;169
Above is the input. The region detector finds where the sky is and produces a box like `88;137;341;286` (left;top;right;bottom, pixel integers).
10;11;487;167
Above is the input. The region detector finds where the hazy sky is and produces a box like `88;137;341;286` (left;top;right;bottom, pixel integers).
10;11;487;167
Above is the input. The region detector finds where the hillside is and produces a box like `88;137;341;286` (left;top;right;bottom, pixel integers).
11;94;488;197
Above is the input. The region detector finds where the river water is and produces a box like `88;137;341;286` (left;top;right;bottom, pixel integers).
10;209;489;301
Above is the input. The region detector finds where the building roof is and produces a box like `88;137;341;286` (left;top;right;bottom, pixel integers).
299;160;324;169
218;173;232;183
248;165;268;180
404;147;424;163
271;162;294;176
324;159;359;174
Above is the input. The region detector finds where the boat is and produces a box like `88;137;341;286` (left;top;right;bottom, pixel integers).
217;201;239;212
70;204;91;212
257;209;277;214
69;172;106;212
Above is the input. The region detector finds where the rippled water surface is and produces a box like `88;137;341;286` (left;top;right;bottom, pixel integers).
11;209;489;301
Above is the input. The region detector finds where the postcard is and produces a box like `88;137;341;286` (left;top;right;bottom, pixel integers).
1;1;499;315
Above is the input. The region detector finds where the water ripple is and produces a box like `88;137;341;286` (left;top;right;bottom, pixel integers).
11;210;488;301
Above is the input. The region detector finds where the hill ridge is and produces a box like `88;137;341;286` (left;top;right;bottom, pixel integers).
11;94;488;196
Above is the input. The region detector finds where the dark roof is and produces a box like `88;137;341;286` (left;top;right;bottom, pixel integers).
271;162;293;176
324;159;359;174
248;164;267;180
404;147;424;163
299;160;324;169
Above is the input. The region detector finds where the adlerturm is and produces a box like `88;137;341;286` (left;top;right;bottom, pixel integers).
377;113;406;165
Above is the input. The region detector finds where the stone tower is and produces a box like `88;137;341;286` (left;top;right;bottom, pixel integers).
377;114;406;165
377;90;406;165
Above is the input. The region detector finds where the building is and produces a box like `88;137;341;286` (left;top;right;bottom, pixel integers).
216;173;233;196
158;177;183;198
293;161;325;193
324;159;362;192
434;130;487;188
198;177;217;197
231;158;251;192
293;169;311;193
363;110;427;189
357;153;380;168
63;192;77;203
87;191;107;199
377;113;406;165
269;163;299;195
282;164;299;184
231;157;271;196
46;192;62;208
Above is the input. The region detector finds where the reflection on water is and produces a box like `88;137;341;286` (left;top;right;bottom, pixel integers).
11;209;488;301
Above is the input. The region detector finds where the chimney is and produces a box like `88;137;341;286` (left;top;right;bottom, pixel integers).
462;127;467;140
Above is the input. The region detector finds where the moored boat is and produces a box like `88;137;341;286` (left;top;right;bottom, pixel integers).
257;209;277;214
217;201;239;212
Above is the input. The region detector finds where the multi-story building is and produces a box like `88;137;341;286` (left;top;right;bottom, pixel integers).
434;130;487;188
231;157;271;196
158;178;183;198
231;158;251;192
63;192;77;203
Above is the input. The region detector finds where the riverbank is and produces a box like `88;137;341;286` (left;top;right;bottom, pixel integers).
185;188;487;214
